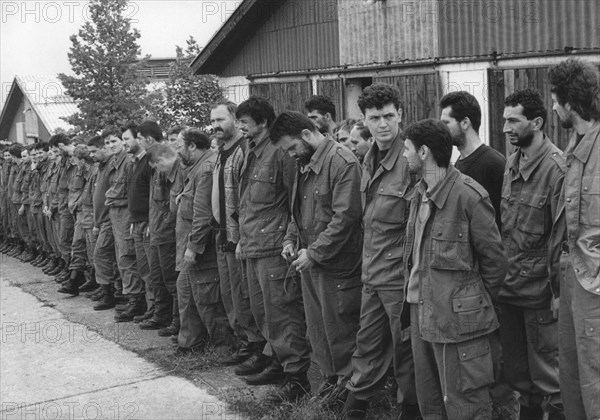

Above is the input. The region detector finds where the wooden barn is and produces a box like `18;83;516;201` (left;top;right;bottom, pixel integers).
191;0;599;155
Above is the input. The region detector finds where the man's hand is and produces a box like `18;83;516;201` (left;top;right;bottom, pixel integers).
18;205;25;216
184;248;196;264
281;243;297;262
129;224;134;235
175;193;183;205
92;226;100;236
292;248;314;272
145;225;150;239
551;297;559;320
235;243;242;260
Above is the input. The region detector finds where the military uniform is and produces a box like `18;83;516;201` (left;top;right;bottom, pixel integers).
283;137;362;386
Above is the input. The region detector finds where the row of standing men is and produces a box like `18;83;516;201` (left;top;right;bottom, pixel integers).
0;57;598;420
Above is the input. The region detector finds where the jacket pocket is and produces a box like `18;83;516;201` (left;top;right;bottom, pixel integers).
430;221;472;270
580;175;600;226
516;193;548;234
458;337;494;393
314;186;332;223
335;277;362;318
249;165;277;204
527;309;558;353
453;293;493;336
179;195;194;221
582;318;600;369
372;182;409;229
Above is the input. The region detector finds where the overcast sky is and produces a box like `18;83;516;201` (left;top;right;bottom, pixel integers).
0;0;241;107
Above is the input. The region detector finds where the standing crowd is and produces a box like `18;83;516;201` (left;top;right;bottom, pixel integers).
0;58;598;420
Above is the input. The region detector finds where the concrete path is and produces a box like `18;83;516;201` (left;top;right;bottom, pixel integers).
0;265;244;420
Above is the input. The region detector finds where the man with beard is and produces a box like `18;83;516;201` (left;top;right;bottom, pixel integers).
439;91;517;419
498;89;565;419
304;95;337;139
173;128;233;354
234;97;311;401
210;101;265;366
270;111;363;406
548;58;600;420
402;119;506;419
103;128;146;321
440;91;505;229
343;84;419;420
123;122;155;324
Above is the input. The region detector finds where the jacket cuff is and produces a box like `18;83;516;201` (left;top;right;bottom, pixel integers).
187;242;206;255
306;248;319;266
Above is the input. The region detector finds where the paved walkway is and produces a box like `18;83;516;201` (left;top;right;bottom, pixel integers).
0;262;244;420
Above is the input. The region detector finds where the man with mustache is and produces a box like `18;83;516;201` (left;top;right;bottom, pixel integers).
209;101;265;366
498;89;565;419
271;111;363;407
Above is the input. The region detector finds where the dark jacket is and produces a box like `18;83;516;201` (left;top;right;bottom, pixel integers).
105;150;131;209
403;166;506;343
500;137;565;307
283;137;363;277
238;131;296;258
149;163;177;245
361;132;415;290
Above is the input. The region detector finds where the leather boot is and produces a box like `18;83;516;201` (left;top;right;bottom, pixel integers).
341;393;369;420
42;257;57;273
244;359;286;385
47;259;64;276
79;270;98;293
266;373;311;403
94;285;116;310
31;251;44;266
114;295;147;322
57;270;85;296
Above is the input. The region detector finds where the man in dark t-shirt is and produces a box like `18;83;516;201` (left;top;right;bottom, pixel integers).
440;91;506;230
440;91;518;420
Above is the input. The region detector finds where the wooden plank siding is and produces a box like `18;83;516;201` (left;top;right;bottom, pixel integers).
316;79;345;120
249;81;313;115
374;73;442;128
487;66;575;157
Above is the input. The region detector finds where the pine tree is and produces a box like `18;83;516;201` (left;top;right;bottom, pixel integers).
58;0;149;133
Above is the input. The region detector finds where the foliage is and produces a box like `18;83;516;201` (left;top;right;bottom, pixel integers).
58;0;149;134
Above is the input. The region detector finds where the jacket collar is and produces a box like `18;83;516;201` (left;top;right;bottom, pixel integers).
416;165;460;210
364;130;404;174
306;137;335;175
111;150;128;170
248;131;270;159
572;120;600;164
508;135;553;182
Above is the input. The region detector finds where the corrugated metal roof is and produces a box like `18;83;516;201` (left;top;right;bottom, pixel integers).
15;75;78;133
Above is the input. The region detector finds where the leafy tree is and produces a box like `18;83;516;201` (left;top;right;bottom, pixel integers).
58;0;149;134
151;36;225;129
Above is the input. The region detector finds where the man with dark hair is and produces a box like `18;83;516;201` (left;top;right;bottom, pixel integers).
29;142;52;267
210;101;265;366
335;118;357;148
0;148;13;253
52;134;78;284
343;83;420;420
166;125;183;150
42;138;66;275
440;91;505;229
10;145;35;261
402;118;506;419
90;134;121;310
6;143;25;257
499;89;565;419
271;111;362;405
17;145;37;263
123;120;158;325
548;58;600;420
173;128;234;354
234;97;311;399
103;128;146;321
304;95;337;138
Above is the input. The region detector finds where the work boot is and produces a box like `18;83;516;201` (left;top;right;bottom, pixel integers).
221;342;254;366
8;242;23;257
94;285;116;311
47;259;64;276
234;353;271;377
23;249;37;264
114;296;147;323
55;268;70;283
398;403;423;420
42;257;57;273
244;360;286;386
519;405;544;420
139;317;170;330
267;373;311;403
31;252;45;266
133;305;155;323
57;271;85;296
79;271;98;293
158;319;180;337
341;393;369;420
90;288;105;301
